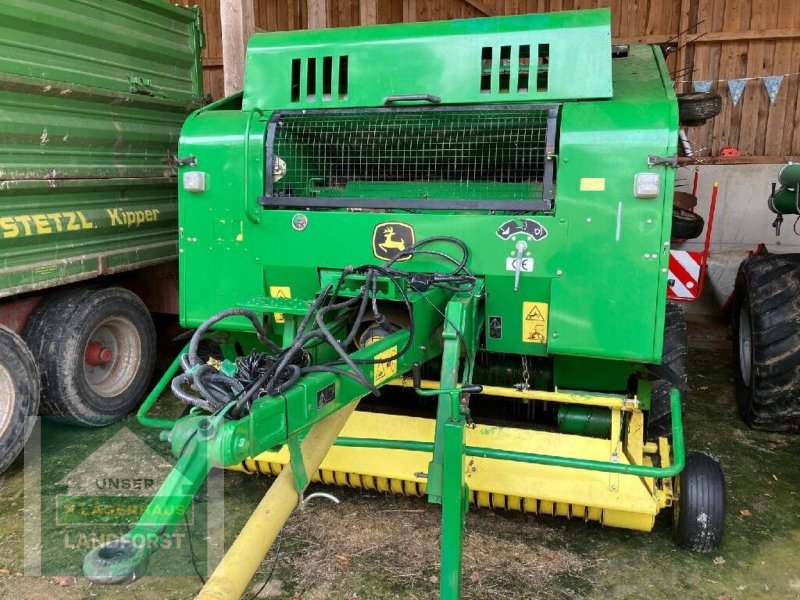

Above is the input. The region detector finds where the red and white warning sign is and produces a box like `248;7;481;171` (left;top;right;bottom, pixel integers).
667;250;703;301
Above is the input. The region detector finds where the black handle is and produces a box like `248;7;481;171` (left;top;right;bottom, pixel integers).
383;94;441;105
461;384;483;395
412;363;422;390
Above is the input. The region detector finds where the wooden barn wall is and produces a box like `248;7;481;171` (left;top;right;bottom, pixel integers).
168;0;800;161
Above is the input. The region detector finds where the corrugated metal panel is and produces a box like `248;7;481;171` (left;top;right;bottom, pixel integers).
0;0;204;102
0;79;189;180
0;0;203;296
0;179;177;299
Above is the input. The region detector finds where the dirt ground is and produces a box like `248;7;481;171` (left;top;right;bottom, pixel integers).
0;317;798;600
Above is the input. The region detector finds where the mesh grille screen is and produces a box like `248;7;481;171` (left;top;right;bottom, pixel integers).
267;107;555;203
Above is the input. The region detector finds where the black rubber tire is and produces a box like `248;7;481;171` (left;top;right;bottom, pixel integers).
0;326;40;474
24;286;156;426
647;303;688;442
677;92;722;125
732;254;800;432
673;451;726;552
672;208;705;240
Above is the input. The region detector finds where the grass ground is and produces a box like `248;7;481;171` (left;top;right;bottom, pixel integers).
0;317;798;599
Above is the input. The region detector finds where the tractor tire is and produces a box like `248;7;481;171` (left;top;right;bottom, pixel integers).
672;208;705;240
673;451;726;552
0;325;40;474
24;286;156;426
647;303;688;441
677;92;722;126
732;254;800;432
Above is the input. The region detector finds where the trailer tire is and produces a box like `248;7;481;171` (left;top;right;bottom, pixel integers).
677;92;722;126
733;254;800;432
24;286;156;426
647;303;688;441
673;451;726;552
672;208;705;240
0;326;40;474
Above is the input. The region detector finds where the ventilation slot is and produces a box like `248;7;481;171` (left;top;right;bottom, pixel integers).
499;45;511;93
480;46;492;94
518;45;530;93
322;56;333;100
338;55;348;100
306;57;316;100
537;43;550;92
290;58;301;102
480;44;544;95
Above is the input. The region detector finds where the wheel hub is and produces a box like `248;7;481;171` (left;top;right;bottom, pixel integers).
84;341;113;366
0;363;15;435
82;318;142;398
738;301;753;387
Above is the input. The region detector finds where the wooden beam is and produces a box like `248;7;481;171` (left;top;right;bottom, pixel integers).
676;0;691;94
692;28;800;43
220;0;255;96
613;34;674;45
360;0;377;25
678;155;790;166
615;28;800;46
403;0;416;23
461;0;495;17
307;0;327;30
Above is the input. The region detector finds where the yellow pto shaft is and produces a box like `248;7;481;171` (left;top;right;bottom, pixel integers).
196;402;359;600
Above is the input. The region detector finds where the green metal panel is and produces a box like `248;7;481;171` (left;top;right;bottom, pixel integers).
178;12;676;375
0;0;204;102
548;44;677;363
178;53;675;369
0;0;203;297
0;179;177;298
243;9;612;110
0;79;195;180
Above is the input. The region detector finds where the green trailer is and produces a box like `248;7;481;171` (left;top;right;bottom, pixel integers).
0;0;204;473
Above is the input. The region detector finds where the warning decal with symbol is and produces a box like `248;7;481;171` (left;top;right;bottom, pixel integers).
269;286;291;323
373;346;398;385
522;301;548;344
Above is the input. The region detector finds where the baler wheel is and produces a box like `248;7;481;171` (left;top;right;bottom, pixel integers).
0;325;40;474
24;286;156;426
677;92;722;126
647;303;687;441
671;208;705;240
673;451;726;552
733;254;800;432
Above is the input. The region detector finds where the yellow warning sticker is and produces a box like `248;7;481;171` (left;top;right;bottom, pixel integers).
522;302;548;344
269;286;291;324
579;177;606;192
373;346;398;385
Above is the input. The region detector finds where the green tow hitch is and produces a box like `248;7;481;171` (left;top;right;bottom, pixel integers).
83;409;232;583
82;284;455;584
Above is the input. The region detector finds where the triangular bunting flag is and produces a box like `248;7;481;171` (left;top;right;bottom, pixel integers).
763;75;784;104
692;80;713;93
727;78;747;106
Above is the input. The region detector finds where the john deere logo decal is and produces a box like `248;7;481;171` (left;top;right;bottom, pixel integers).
373;222;415;262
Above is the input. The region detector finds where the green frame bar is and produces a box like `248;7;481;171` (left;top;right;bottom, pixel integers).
335;388;685;478
137;344;188;429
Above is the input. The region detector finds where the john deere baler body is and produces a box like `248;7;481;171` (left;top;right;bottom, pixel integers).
85;10;692;599
179;9;676;367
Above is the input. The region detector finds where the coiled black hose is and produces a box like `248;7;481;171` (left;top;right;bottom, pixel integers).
171;236;474;417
